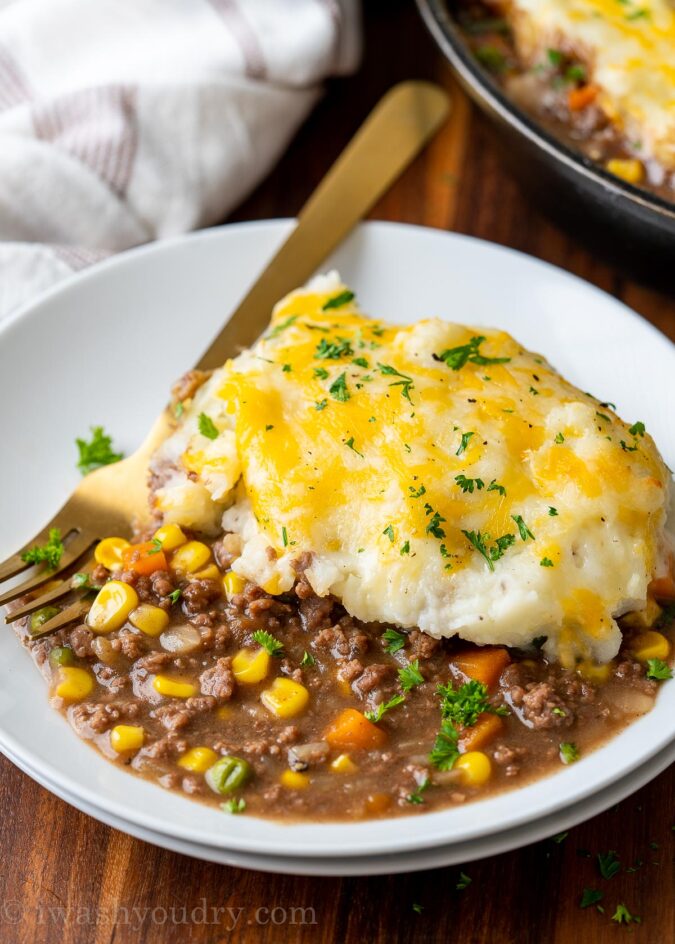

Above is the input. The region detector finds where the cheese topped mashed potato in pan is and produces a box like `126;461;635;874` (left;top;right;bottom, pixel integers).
151;275;674;667
502;0;675;172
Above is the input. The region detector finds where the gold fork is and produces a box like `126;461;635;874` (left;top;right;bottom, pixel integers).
0;81;449;637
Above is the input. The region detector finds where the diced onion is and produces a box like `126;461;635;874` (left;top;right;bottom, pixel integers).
159;624;202;654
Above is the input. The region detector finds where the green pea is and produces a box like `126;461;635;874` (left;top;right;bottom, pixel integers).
49;646;75;667
205;756;252;796
30;606;60;633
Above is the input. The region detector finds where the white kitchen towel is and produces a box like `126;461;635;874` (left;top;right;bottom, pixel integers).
0;0;361;319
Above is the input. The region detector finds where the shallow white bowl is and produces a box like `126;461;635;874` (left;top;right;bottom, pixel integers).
0;220;673;860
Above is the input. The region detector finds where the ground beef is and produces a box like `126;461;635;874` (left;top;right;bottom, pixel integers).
199;657;235;702
68;624;96;659
352;663;397;701
171;368;211;403
154;704;192;732
141;733;188;760
516;682;575;729
185;695;217;715
116;630;146;661
408;629;440;660
614;658;658;695
151;570;176;603
182;578;222;615
135;650;174;674
338;659;364;683
70;700;139;735
299;594;334;631
313;624;369;660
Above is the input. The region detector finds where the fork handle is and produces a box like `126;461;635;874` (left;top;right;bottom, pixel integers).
194;81;449;371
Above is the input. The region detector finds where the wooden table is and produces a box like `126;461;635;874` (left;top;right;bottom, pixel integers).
1;2;672;942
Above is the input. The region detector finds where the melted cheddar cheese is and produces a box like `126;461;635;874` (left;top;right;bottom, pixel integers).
150;274;674;665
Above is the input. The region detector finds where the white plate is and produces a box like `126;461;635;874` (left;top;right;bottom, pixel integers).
0;220;673;861
5;737;674;875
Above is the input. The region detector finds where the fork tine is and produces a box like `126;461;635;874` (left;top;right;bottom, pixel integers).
0;530;96;607
4;560;96;623
26;597;91;639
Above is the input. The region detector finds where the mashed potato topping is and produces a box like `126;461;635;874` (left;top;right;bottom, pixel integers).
150;275;673;666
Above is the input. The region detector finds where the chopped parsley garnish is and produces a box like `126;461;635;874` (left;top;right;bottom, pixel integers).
412;903;423;915
529;386;539;396
383;628;406;654
322;290;354;310
345;437;363;457
21;528;64;570
174;401;184;418
265;424;274;431
540;557;554;568
222;798;246;815
487;479;506;496
365;693;405;723
597;850;620;879
629;421;645;437
315;399;327;411
147;537;163;555
434;335;511;370
400;540;410;556
455;474;484;494
612;904;639;926
456;431;474;456
429;719;460;770
282;363;292;373
548;506;558;516
352;357;369;368
646;658;672;681
377;363;414;402
300;651;315;668
406;776;430;805
329;372;349;401
456;872;472;891
462;529;515;571
426;511;447;539
198;413;219;440
551;831;568;844
76;425;123;475
382;524;395;543
552;707;566;717
252;629;284;657
437;678;507;728
547;48;564;67
620;439;638;453
559;742;579;765
554;432;565;444
596;411;611;423
266;314;298;338
511;514;534;541
281;527;289;547
580;888;603;909
315;337;353;360
168;588;182;605
399;659;424;692
313;367;329;379
409;485;426;498
71;572;101;591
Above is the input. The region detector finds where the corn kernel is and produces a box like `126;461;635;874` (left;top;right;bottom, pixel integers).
178;746;219;772
94;537;130;572
260;677;309;718
54;666;94;703
193;563;221;582
456;751;492;786
87;580;139;634
577;660;613;684
606;158;644;185
129;603;169;637
153;523;187;552
622;597;662;630
232;647;270;685
331;753;357;774
153;675;198;698
223;571;246;600
169;541;212;575
280;769;310;789
631;630;670;663
110;724;144;753
262;573;281;595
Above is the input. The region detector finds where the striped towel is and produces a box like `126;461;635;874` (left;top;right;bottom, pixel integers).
0;0;361;320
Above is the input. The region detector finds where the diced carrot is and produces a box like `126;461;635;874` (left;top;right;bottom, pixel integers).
568;84;597;111
121;541;168;576
459;713;504;752
364;793;392;816
324;708;387;751
649;573;675;604
450;646;511;691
